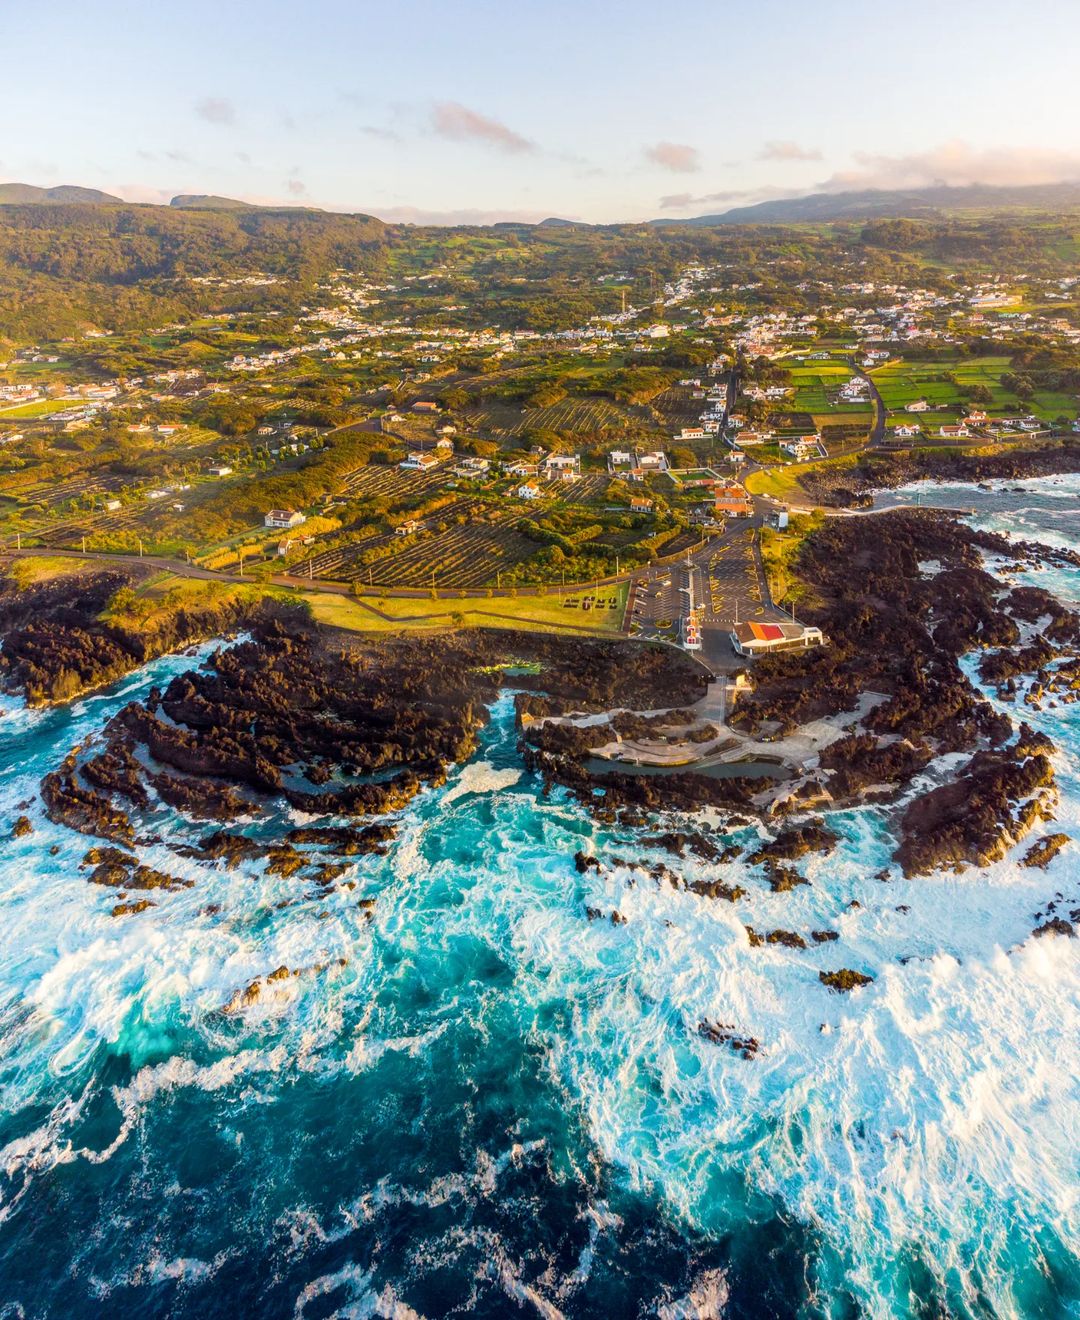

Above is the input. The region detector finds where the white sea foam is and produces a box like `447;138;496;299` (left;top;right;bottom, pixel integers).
439;759;522;807
293;1263;427;1320
656;1269;729;1319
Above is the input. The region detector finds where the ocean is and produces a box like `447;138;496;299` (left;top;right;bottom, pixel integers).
1;476;1078;1319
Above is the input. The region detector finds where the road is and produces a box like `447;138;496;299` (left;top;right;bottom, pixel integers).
850;362;887;447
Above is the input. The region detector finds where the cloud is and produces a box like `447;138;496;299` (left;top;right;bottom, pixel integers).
286;179;307;197
817;140;1080;192
758;140;822;163
431;102;535;154
359;125;402;143
644;142;700;174
659;188;762;210
195;97;236;126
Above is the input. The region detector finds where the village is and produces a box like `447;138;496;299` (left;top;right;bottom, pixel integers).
1;232;1078;676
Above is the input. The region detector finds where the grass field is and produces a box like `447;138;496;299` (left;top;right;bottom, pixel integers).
0;398;81;419
759;511;824;607
110;571;628;639
745;454;858;502
3;555;102;587
304;582;628;636
783;360;856;415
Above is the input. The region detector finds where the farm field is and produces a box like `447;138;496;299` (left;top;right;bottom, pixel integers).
873;355;1079;423
650;384;708;428
810;410;874;434
783;361;871;419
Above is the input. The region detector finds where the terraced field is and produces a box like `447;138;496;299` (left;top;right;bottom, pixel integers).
362;521;537;588
471;396;627;440
30;508;140;548
303;497;537;588
13;474;120;510
539;474;611;502
651;384;705;427
335;462;448;501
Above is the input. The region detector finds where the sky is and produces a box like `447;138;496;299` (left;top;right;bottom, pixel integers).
7;0;1080;224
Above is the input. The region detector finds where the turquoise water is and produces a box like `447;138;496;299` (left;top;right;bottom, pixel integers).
0;480;1079;1318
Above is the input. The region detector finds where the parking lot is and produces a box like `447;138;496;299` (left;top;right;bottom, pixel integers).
626;517;795;671
703;523;768;626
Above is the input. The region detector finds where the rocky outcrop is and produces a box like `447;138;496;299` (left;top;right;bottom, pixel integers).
697;1020;761;1059
730;512;1060;761
896;746;1056;876
796;444;1080;508
1022;833;1071;870
746;821;837;866
765;865;809;893
150;770;256;821
764;929;806;949
0;566;281;707
111;899;154;917
1032;917;1076;939
82;846;192;892
819;968;874;992
42;758;135;844
286;824;396;855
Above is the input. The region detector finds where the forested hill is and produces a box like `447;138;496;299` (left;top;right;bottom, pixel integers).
0;204;389;340
1;197;1080;342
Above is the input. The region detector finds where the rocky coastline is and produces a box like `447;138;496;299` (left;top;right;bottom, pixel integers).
796;442;1080;508
0;563;278;707
26;616;710;905
522;509;1079;884
8;516;1078;938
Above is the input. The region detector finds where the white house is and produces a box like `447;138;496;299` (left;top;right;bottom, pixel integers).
456;457;491;476
636;450;669;472
731;620;824;657
542;453;580;480
400;451;439;471
517;482;542;500
264;509;306;530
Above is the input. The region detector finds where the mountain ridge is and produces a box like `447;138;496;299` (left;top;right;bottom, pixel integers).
0;183;124;205
658;181;1080;226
